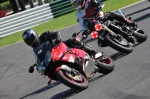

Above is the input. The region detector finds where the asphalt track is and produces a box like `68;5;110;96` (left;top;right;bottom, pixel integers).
0;0;150;99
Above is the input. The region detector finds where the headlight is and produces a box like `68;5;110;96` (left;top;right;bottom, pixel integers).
94;23;102;31
37;66;46;74
91;31;99;39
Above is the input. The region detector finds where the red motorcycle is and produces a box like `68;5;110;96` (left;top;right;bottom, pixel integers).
29;40;114;90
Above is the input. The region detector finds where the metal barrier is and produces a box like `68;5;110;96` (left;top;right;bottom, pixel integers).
0;0;75;38
50;0;75;18
0;4;53;38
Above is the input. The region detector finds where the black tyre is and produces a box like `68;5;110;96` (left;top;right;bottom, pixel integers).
56;69;89;90
96;54;115;74
133;28;148;42
105;34;133;53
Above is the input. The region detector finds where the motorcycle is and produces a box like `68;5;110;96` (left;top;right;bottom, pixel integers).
82;2;133;53
28;39;114;90
108;9;148;44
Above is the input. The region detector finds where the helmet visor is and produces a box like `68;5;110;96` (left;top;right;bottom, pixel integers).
23;33;35;46
23;33;39;47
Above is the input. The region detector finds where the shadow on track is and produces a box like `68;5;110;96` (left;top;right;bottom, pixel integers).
110;42;144;61
126;6;150;17
50;75;104;99
133;13;150;22
20;81;61;99
124;6;150;22
20;75;104;99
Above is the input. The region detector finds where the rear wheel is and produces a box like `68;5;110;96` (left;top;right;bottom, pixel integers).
56;69;89;90
133;28;148;42
95;53;115;74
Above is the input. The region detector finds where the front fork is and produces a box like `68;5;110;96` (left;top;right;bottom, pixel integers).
101;24;119;39
48;65;81;85
108;23;137;43
56;65;81;77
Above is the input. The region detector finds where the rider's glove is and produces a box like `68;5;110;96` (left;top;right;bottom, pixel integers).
101;15;108;23
72;33;78;37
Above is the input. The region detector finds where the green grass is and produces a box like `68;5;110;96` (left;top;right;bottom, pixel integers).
0;0;139;47
0;1;10;6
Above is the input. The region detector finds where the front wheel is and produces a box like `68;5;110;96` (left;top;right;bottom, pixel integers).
105;34;133;53
95;53;115;74
56;69;89;90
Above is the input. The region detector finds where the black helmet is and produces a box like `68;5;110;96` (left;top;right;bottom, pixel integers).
22;29;40;48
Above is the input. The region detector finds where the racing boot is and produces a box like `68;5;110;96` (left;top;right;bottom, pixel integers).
107;12;136;27
81;44;103;59
82;30;89;40
47;79;51;85
115;13;137;27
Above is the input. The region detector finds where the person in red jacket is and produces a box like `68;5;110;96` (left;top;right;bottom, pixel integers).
70;0;136;40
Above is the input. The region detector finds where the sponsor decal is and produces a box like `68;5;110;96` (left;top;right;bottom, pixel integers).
38;50;42;54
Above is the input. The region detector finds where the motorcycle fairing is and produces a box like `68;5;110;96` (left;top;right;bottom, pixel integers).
33;43;52;68
52;42;87;62
115;9;125;17
82;55;95;78
52;42;95;78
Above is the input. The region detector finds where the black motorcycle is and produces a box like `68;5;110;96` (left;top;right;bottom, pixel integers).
108;9;148;44
81;2;133;53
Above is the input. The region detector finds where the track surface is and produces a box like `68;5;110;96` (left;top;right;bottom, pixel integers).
0;1;150;99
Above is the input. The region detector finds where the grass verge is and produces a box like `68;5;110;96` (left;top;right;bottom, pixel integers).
0;0;139;48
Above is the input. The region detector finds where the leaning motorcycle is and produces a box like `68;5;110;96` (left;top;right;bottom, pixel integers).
83;17;133;53
83;2;133;53
29;40;114;90
108;9;148;44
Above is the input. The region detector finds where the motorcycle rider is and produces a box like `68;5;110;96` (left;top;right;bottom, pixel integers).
70;0;137;45
22;29;102;74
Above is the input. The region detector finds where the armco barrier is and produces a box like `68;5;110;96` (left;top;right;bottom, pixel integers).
0;0;75;38
0;4;53;38
50;0;75;18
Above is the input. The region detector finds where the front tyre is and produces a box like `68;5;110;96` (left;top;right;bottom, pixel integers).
56;69;89;90
96;53;115;74
105;34;133;53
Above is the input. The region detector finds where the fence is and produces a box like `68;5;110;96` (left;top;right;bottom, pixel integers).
0;4;53;38
0;0;75;38
50;0;74;18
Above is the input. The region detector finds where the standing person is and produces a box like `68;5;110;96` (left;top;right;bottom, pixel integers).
37;0;43;5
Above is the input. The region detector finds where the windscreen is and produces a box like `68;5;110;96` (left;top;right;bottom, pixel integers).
33;43;52;67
